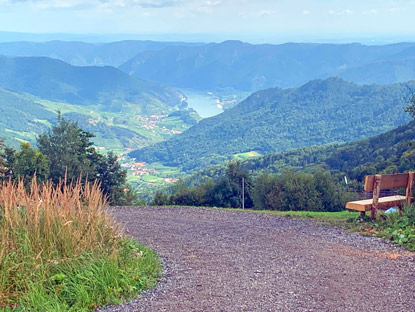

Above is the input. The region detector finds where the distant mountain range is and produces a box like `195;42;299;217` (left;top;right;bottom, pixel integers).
120;40;415;91
129;78;413;171
0;55;185;114
0;40;202;67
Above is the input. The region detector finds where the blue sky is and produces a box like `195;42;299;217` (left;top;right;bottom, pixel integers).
1;0;415;43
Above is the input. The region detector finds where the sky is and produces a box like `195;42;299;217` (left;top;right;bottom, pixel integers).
0;0;415;43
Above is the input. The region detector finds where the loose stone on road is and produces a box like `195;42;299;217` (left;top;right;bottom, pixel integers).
100;206;415;312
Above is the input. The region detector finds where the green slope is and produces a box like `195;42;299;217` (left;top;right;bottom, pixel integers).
182;120;415;189
0;55;185;115
0;90;198;150
129;78;413;172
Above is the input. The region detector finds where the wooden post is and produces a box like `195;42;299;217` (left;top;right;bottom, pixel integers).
406;172;414;205
371;174;382;219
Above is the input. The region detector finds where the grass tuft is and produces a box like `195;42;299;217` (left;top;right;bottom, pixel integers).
0;179;161;311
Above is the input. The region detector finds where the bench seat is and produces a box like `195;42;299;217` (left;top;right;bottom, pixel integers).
345;195;407;212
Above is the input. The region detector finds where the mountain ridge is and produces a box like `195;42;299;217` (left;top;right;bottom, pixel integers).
0;40;202;67
129;77;413;172
0;55;185;114
119;41;415;91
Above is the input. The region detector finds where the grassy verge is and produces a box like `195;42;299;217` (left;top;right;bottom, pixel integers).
233;209;357;226
233;208;415;251
0;180;161;311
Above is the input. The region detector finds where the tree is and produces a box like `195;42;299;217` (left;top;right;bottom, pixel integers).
251;173;284;210
404;92;415;119
37;115;129;205
13;142;49;184
37;115;96;184
94;152;128;205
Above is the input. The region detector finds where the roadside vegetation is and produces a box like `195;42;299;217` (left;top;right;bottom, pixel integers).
0;179;161;311
251;207;415;251
0;117;161;311
0;115;138;205
152;160;351;212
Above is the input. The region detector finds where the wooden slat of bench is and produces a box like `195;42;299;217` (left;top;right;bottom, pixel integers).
345;195;407;212
364;173;409;191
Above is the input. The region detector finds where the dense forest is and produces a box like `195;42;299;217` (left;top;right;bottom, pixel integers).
182;119;415;187
130;78;413;172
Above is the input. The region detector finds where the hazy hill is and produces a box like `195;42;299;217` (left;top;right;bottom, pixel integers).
0;88;55;145
0;86;199;150
0;40;201;67
129;78;413;171
0;55;185;114
120;41;415;91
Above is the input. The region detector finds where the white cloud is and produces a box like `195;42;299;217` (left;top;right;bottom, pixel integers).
328;8;353;16
362;8;377;15
302;10;310;15
2;0;184;9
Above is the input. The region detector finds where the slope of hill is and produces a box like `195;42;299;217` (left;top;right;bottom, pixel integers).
246;120;415;181
129;78;413;172
119;41;415;91
0;89;55;145
0;87;199;150
0;55;185;115
0;40;201;67
179;120;415;191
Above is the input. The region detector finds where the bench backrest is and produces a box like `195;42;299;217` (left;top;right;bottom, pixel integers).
364;173;410;192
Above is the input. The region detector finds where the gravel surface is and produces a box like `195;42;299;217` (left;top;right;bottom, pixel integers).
99;206;415;312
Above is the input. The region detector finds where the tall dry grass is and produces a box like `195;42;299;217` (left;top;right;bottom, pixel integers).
0;178;122;304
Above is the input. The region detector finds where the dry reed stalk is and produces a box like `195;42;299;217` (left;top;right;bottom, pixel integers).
0;178;120;265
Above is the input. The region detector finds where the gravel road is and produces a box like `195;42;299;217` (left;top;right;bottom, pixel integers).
99;206;415;312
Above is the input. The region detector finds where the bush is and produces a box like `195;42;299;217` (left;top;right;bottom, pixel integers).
252;170;346;211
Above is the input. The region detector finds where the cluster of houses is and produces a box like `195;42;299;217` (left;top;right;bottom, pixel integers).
136;114;181;134
120;161;158;176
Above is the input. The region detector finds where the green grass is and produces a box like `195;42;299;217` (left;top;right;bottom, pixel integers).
233;151;262;160
0;180;161;311
248;209;356;224
1;239;161;312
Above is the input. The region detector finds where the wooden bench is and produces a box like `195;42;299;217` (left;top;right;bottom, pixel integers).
345;172;414;219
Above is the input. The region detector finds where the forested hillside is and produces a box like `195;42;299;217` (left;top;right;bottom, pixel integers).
185;120;415;185
0;40;201;67
129;78;413;172
120;40;415;91
0;55;185;113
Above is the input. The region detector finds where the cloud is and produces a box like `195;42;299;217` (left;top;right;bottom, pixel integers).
2;0;184;9
328;8;353;16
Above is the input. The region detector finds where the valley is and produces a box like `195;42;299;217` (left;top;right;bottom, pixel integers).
3;4;415;312
1;40;415;199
